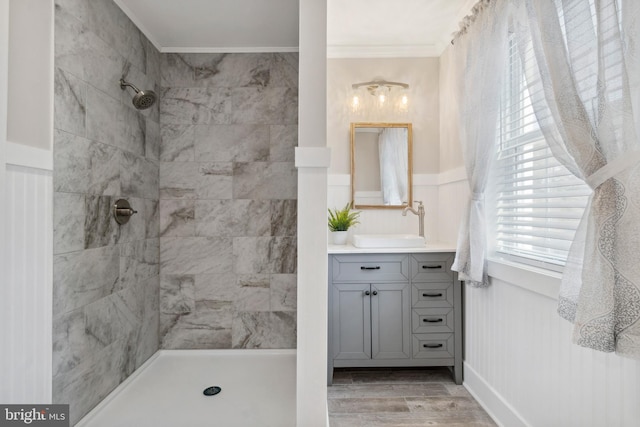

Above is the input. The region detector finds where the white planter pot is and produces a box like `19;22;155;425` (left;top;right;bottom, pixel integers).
331;231;348;245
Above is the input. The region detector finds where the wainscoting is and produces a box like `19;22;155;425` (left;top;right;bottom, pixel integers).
328;173;441;240
465;272;640;427
0;161;53;404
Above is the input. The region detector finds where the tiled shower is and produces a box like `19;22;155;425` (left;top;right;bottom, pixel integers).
158;53;298;349
52;0;298;423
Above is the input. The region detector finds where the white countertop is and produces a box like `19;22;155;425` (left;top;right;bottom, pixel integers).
327;242;457;254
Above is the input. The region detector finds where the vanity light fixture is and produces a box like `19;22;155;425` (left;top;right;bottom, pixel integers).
351;79;410;114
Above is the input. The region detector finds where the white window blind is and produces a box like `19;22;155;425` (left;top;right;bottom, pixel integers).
492;34;592;268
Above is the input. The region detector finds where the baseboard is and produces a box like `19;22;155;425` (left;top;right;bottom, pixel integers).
463;362;530;427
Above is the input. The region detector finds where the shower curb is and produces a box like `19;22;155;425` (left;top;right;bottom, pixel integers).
75;351;162;427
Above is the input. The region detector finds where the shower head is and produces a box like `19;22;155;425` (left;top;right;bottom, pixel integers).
119;78;157;110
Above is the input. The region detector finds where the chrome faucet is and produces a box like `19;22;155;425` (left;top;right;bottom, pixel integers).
402;200;425;237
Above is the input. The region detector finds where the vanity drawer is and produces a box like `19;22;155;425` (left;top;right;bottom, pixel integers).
412;308;454;333
412;333;454;359
410;253;455;282
412;282;453;308
331;254;409;282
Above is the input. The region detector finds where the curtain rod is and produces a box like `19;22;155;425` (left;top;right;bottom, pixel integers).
451;0;492;45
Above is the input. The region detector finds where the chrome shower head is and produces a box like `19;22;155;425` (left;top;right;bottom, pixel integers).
119;78;157;110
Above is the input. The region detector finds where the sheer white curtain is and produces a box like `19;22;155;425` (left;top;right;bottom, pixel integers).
451;0;510;287
378;128;408;205
516;0;640;357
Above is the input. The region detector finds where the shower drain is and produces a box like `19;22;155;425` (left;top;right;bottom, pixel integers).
203;386;222;396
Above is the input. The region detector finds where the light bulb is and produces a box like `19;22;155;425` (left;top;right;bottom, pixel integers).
396;90;409;113
351;94;361;113
376;85;389;107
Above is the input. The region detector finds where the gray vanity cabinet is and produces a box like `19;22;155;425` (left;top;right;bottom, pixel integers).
329;255;411;363
328;252;462;385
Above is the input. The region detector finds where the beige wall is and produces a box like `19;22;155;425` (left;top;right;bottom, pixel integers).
438;46;464;172
327;57;440;174
7;0;52;150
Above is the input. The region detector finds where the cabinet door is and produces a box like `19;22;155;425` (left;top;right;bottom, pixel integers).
331;283;371;360
371;283;411;360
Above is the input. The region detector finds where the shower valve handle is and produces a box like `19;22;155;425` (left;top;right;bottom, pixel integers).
116;207;138;216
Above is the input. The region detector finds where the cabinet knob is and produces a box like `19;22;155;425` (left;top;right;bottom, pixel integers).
372;290;378;296
364;290;370;296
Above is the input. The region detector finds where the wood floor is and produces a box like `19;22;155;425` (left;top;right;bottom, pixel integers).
328;368;496;427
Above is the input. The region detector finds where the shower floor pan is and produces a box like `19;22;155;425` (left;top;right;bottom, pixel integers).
76;349;296;427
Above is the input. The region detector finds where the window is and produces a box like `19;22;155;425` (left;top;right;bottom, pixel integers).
490;35;592;269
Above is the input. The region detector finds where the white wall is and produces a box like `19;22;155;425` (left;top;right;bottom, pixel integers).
436;46;467;244
436;170;467;244
0;0;54;405
297;0;329;425
0;0;9;400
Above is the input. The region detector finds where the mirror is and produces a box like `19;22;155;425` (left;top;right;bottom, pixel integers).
351;122;413;209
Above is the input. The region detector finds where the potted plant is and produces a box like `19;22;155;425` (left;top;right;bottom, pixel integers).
328;203;360;245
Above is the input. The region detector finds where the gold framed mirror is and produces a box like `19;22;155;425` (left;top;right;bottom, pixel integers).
350;122;413;209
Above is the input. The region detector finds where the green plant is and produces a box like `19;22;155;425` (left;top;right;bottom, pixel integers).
328;203;360;232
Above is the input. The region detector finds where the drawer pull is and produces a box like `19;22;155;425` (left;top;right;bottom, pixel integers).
422;318;443;323
422;292;443;298
423;343;443;349
422;265;442;269
360;266;381;270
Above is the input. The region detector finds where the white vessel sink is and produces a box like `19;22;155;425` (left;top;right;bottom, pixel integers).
352;234;426;248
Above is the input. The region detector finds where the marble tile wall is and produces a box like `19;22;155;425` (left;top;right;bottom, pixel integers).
52;0;160;424
159;53;298;349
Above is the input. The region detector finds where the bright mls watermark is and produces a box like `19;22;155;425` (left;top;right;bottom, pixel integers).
0;405;69;427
